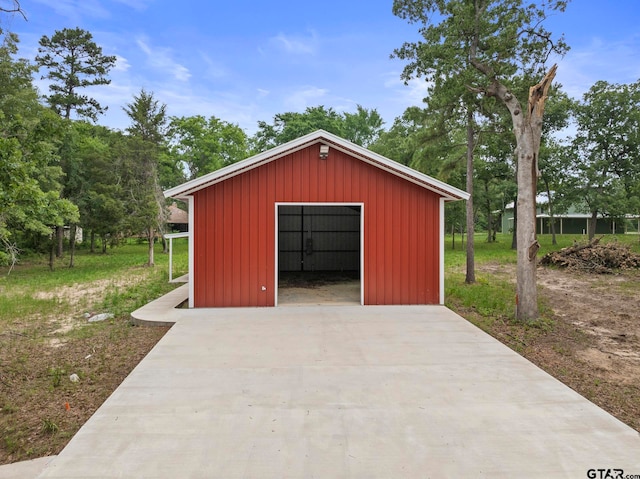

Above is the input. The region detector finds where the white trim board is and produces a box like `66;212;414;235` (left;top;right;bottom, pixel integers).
165;130;469;202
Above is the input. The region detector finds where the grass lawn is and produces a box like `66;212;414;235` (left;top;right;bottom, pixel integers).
444;232;640;326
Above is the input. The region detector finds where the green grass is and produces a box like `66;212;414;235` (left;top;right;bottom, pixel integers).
0;238;189;335
444;233;639;326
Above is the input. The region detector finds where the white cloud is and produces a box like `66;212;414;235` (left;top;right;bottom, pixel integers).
554;35;640;99
111;0;152;11
136;36;191;82
30;0;109;20
283;86;328;110
270;31;318;55
257;88;270;98
113;54;131;72
199;53;229;80
383;72;431;104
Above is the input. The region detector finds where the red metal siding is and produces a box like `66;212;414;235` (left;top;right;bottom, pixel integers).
192;144;441;307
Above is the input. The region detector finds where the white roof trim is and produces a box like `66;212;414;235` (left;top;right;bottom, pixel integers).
164;129;470;201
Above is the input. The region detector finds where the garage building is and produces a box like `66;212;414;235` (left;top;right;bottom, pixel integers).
164;130;468;308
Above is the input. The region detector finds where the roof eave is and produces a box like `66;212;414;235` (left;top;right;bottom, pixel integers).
163;129;470;201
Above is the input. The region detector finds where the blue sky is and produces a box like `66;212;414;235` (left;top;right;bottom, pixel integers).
4;0;640;134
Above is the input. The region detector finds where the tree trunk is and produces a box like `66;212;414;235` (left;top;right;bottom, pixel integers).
90;231;96;253
49;230;55;271
485;66;556;321
465;108;475;284
56;226;64;258
69;224;76;268
511;200;517;250
543;177;557;245
451;224;455;250
485;184;493;243
148;227;155;267
588;211;598;240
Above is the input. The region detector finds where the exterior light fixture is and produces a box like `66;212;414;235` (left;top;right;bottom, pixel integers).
319;144;329;159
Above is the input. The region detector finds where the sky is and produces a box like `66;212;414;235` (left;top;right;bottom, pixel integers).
3;0;640;135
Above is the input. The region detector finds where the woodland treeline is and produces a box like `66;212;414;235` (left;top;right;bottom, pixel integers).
1;6;639;279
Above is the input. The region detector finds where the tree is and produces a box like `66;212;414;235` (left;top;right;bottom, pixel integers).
342;105;384;148
252;105;384;152
36;27;116;260
122;89;168;267
571;80;640;239
0;30;78;269
168;115;248;180
537;88;574;244
35;27;116;121
392;0;569;321
66;122;127;258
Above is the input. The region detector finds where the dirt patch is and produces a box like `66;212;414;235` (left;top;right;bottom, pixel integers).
467;263;640;432
0;271;169;465
537;268;640;386
33;274;150;309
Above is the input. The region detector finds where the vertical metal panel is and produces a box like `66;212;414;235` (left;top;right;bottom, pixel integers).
193;144;441;307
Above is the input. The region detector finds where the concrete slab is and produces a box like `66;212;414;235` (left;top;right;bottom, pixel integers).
38;305;640;478
0;456;55;479
130;283;188;326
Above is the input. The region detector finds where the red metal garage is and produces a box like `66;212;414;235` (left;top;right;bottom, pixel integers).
164;130;468;308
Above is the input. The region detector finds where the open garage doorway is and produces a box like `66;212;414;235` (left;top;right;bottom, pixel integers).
276;203;363;306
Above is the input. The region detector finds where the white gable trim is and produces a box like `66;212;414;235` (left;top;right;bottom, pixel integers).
164;130;470;201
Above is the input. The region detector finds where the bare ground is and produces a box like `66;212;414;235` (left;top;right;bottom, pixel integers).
459;263;640;432
0;277;170;464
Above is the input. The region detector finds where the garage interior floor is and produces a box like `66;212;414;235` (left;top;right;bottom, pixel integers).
278;272;360;305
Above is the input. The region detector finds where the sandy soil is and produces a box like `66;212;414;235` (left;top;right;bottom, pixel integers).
537;267;640;386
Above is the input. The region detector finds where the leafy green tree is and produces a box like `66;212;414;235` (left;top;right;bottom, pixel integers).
0;31;77;269
571;80;640;239
342;105;384;148
392;0;569;321
35;27;116;121
252;105;383;151
35;27;116;259
168;115;248;180
65;122;127;258
372;106;464;175
122;89;168;266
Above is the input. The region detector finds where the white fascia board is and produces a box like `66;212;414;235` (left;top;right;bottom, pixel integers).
163;129;470;202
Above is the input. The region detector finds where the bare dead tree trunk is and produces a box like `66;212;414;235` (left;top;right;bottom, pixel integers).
465;108;475;284
480;66;556;321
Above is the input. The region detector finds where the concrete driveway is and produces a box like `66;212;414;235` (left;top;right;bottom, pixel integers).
37;305;640;478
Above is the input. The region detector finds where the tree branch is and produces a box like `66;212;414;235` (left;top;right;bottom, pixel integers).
0;0;27;20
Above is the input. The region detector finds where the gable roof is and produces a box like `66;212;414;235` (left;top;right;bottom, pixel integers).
164;130;470;201
167;202;188;224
